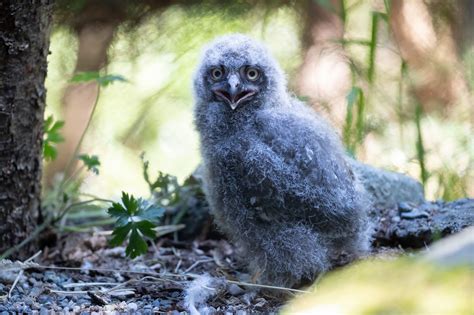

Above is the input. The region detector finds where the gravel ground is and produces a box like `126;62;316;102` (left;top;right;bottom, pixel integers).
0;234;285;314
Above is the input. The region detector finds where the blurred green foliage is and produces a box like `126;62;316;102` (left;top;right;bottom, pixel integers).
44;0;473;202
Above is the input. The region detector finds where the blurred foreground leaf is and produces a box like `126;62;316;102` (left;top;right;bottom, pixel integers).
283;257;472;314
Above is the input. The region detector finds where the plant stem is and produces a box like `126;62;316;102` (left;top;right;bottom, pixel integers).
368;11;379;84
55;198;114;223
415;103;428;190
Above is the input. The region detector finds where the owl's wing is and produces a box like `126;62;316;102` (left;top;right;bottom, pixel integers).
239;109;361;228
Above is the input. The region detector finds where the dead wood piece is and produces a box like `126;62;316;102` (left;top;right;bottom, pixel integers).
373;198;474;248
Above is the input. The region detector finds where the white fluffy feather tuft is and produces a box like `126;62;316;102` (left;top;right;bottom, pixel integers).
184;274;224;315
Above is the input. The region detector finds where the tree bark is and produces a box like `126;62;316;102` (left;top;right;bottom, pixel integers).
0;0;53;258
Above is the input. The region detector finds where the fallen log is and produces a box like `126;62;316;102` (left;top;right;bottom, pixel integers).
372;198;474;248
179;164;472;249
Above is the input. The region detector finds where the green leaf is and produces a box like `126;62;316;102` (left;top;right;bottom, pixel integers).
136;199;165;222
70;71;127;87
96;74;127;87
43;115;64;161
78;154;101;175
121;192;139;215
110;222;133;246
107;202;130;226
43;142;57;161
70;71;100;83
126;228;148;258
135;220;156;239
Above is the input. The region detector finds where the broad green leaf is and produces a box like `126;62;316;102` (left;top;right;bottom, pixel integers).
121;192;139;215
107;202;130;226
135;220;156;239
126;228;148;258
136;199;165;222
110;222;133;246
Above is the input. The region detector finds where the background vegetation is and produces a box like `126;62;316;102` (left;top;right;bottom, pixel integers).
44;0;473;204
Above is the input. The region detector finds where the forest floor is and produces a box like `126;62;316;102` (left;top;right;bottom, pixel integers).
0;232;290;314
1;198;471;313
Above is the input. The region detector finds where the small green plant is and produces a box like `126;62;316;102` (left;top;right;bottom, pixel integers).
43;115;64;161
0;71;129;260
108;192;164;258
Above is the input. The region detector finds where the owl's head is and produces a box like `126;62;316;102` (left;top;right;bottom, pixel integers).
194;34;287;111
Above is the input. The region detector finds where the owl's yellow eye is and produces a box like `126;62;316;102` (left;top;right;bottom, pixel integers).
210;67;224;80
246;67;260;81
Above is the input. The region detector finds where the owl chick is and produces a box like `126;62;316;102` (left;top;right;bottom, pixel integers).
193;34;372;288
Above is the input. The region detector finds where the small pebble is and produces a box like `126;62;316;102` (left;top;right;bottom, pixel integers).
398;202;415;213
401;209;429;219
38;295;49;304
391;216;401;223
228;284;244;296
127;302;138;311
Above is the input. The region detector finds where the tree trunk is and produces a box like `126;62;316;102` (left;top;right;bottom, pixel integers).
389;0;471;111
0;0;53;259
296;0;351;126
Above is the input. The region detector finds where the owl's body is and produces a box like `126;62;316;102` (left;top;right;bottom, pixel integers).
194;34;371;287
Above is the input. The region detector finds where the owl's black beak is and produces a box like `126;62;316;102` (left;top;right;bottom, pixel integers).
212;76;257;110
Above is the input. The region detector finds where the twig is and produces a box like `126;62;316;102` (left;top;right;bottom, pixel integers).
103;276;174;294
174;259;182;273
29;265;309;294
184;258;214;273
62;282;119;288
8;251;42;298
